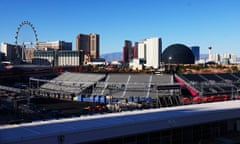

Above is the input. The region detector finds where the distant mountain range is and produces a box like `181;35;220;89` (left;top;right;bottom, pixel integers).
101;52;122;62
200;54;208;59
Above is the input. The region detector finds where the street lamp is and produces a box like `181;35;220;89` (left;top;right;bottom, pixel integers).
168;56;172;71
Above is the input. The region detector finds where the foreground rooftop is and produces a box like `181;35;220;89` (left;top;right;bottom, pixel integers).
1;100;240;144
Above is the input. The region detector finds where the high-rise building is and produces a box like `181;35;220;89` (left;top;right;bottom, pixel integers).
138;41;146;61
122;40;132;63
221;53;237;64
209;53;220;63
133;42;138;59
191;46;200;61
230;54;237;64
1;41;72;64
89;34;99;58
137;37;162;69
76;34;90;53
76;33;100;62
1;42;23;64
38;40;72;51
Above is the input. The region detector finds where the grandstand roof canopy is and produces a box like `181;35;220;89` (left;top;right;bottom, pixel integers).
1;100;240;144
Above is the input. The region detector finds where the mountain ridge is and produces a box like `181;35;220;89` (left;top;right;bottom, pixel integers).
101;52;122;62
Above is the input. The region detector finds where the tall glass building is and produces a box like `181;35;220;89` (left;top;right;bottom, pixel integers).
191;46;200;61
122;40;133;63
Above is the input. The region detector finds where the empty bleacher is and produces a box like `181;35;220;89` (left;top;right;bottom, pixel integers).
179;74;206;83
232;73;240;79
217;73;239;81
92;74;151;98
201;74;223;82
176;73;240;97
107;73;130;83
36;72;181;106
92;73;175;100
40;72;106;95
124;74;151;98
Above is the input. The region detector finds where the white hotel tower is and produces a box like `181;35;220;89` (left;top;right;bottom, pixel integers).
138;37;162;69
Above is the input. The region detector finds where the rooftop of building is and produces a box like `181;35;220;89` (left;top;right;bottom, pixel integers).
1;100;240;143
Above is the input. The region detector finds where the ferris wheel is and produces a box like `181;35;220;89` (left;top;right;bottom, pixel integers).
15;20;39;63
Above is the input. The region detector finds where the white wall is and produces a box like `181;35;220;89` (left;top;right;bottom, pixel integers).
129;58;143;70
58;56;81;66
138;41;145;59
145;37;161;69
137;37;162;69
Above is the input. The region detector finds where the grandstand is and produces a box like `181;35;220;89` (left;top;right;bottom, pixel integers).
175;73;240;102
92;73;174;99
38;72;106;97
30;72;181;107
3;72;240;143
30;72;240;105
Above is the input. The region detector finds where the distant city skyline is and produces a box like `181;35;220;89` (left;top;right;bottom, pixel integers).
0;0;240;56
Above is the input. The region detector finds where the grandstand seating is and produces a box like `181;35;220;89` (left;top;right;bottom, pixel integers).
92;74;173;99
176;73;240;98
217;73;239;81
38;72;180;107
40;72;106;95
107;74;129;83
232;73;240;79
201;74;223;82
180;74;206;83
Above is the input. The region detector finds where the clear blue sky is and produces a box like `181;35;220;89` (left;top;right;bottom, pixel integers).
0;0;240;56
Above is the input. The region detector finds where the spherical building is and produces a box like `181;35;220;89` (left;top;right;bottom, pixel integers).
162;44;195;64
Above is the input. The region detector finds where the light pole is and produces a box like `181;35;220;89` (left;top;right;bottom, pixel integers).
168;56;172;72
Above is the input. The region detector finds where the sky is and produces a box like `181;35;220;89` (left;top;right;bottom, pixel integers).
0;0;240;56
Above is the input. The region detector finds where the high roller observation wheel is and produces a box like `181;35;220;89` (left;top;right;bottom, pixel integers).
15;20;38;61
